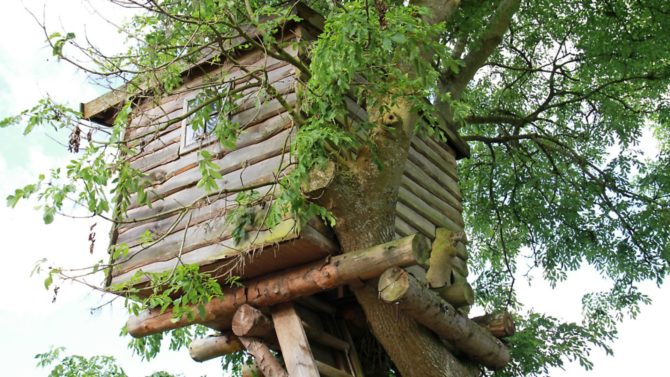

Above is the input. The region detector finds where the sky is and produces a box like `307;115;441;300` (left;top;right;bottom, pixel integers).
0;1;668;376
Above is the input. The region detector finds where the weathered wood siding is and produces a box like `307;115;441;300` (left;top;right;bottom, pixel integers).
109;36;466;289
110;45;338;287
395;136;465;240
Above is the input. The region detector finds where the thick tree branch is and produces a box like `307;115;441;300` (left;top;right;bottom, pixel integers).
444;0;521;99
411;0;461;26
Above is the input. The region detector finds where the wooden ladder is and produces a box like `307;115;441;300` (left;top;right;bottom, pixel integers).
271;300;365;377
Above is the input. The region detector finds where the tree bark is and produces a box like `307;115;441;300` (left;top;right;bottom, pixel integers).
319;101;478;376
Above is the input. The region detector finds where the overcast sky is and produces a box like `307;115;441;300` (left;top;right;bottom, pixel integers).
0;1;667;376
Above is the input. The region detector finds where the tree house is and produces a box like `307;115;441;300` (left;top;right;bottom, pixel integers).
82;4;511;376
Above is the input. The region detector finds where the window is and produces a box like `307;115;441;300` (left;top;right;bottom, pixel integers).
180;84;231;153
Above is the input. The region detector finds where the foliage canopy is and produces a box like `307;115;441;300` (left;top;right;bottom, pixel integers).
3;0;670;376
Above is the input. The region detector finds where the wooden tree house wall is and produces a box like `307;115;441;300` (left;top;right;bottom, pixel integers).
82;13;470;293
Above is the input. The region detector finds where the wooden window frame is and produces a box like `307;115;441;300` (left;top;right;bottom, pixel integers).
180;84;231;154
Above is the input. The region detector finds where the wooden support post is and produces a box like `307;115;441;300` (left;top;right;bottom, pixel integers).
127;234;429;337
239;336;289;377
189;332;243;362
378;267;510;370
472;311;516;338
271;303;320;377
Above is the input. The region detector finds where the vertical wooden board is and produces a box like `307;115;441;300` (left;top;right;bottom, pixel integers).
272;303;320;377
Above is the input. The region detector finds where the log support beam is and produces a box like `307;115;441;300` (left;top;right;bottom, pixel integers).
189;332;243;362
240;336;288;377
127;234;429;337
378;267;510;370
472;311;516;339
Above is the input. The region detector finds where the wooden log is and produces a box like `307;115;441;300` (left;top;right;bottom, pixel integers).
411;137;457;180
400;175;463;227
111;222;336;286
189;332;243;362
126;152;287;221
315;361;353;377
135;112;291;193
395;201;436;240
126;234;429;337
271;303;319;377
240;336;288;377
423;137;458;167
398;186;463;232
394;216;418;238
407;148;461;201
426;228;468;288
471;312;516;339
233;304;275;338
437;282;475;308
130;127;293;209
378;267;510;370
404;159;463;212
455;241;468;260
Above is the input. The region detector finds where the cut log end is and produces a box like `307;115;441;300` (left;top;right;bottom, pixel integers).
378;266;410;303
472;311;517;338
189;333;243;362
232;304;274;338
438;282;474;308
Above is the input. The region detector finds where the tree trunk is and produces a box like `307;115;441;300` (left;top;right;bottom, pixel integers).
320;102;478;376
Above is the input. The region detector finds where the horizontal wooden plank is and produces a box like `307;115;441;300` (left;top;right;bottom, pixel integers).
412;137;457;181
128;127;182;162
407;148;461;201
132;127;293;209
124;152;289;222
423;137;458;166
125;50;294;140
117;203;295;276
395;201;436;240
400;175;463;226
398;186;463;232
403;159;462;212
395;216;418;238
153;112;292;183
111;222;336;284
130;143;181;172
